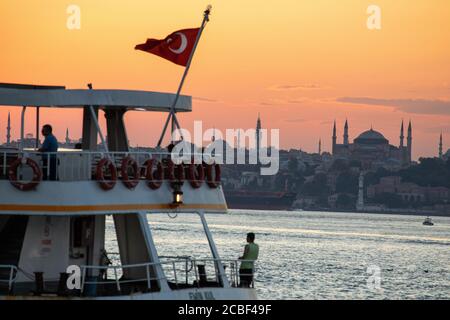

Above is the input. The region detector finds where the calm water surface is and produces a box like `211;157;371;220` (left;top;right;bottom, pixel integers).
106;210;450;299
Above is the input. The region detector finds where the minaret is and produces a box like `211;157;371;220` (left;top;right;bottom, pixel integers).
6;112;11;145
318;139;322;155
439;132;443;159
332;120;337;154
407;120;412;162
343;119;349;145
256;113;261;156
399;120;404;148
65;128;70;144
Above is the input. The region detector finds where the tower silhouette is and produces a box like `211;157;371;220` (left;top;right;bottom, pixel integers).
256;113;261;161
6;112;11;145
399;120;404;148
343;119;349;145
407;121;412;162
332;120;337;154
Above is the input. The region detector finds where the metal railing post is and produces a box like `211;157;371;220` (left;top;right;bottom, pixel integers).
114;267;121;292
146;264;151;290
8;266;14;292
172;262;178;287
198;211;230;288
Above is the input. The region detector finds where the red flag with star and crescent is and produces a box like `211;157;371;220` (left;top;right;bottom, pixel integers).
135;28;200;67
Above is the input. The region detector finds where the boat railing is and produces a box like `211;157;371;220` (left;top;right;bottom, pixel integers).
0;150;174;182
0;258;256;296
0;265;18;292
79;257;257;294
191;258;257;288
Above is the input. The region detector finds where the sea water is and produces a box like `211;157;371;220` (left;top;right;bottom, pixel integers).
105;210;450;300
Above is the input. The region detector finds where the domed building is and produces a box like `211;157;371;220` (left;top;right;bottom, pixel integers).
332;120;412;169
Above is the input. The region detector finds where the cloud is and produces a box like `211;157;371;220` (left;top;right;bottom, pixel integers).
336;97;450;116
422;125;450;134
193;96;221;103
286;98;309;104
258;98;291;106
258;97;313;106
268;84;324;91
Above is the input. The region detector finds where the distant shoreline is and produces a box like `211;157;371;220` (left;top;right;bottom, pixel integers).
294;208;450;218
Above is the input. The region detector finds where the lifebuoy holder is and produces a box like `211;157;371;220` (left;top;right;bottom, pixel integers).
95;158;117;191
8;157;42;191
205;163;221;188
120;156;140;189
187;161;205;189
143;159;164;190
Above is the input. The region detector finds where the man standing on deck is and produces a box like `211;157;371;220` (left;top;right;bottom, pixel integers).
39;124;59;180
239;232;259;287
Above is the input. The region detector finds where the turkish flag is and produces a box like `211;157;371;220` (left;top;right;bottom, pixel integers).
135;28;200;67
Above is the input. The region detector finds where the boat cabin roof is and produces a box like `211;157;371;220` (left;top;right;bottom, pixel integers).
0;83;191;112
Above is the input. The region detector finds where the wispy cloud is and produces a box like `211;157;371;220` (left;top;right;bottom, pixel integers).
286;98;309;104
193;96;221;103
268;84;325;91
422;125;450;134
258;97;313;106
336;97;450;116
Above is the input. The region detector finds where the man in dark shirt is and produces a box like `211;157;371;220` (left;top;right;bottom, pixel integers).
39;124;59;180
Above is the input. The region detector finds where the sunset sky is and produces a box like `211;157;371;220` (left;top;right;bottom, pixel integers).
1;0;450;159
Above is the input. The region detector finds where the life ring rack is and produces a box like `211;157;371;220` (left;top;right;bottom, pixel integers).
142;158;164;190
95;157;117;191
205;163;221;188
121;156;140;189
8;157;42;191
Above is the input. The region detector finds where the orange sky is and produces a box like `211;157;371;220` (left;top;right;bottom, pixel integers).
1;0;450;159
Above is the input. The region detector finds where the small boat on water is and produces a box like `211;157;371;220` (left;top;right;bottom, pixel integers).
423;217;434;226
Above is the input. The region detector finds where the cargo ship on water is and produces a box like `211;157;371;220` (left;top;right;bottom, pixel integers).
224;190;296;211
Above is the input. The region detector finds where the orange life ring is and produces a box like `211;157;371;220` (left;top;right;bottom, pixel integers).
187;162;205;189
205;163;221;188
120;156;139;189
95;158;117;191
143;159;164;190
8;157;42;191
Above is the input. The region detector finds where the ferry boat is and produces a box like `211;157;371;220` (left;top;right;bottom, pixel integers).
0;83;257;300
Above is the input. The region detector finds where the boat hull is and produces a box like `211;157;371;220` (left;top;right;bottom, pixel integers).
0;287;257;300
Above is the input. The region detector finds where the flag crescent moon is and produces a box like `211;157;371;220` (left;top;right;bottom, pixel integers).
168;32;188;54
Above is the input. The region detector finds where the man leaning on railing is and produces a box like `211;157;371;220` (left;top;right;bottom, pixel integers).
38;124;59;180
238;232;259;288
